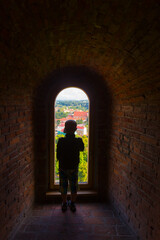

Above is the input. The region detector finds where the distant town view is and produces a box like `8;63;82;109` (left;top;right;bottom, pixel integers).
54;88;89;184
55;100;89;136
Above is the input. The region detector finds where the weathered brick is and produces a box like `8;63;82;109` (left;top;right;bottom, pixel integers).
140;135;157;146
6;106;15;112
122;106;134;112
9;137;20;146
5;132;16;141
0;136;5;144
0;112;9;120
1;126;10;135
0;101;34;240
110;102;160;240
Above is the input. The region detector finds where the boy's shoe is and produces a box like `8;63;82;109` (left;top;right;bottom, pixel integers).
69;201;76;212
61;202;68;212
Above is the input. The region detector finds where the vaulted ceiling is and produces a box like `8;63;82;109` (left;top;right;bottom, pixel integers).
0;0;159;102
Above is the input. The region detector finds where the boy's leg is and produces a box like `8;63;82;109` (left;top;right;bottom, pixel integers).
69;169;78;211
59;170;68;211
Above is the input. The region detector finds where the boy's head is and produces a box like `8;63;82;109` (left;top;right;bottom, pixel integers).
64;120;77;134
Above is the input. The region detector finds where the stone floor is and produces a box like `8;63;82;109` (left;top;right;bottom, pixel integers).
12;202;137;240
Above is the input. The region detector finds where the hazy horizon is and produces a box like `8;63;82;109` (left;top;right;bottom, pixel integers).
56;87;89;101
56;99;88;101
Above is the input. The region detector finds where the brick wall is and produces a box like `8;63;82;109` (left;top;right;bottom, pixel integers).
0;96;34;240
109;103;160;240
0;1;159;239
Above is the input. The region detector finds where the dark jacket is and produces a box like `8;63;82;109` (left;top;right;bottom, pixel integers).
57;134;84;170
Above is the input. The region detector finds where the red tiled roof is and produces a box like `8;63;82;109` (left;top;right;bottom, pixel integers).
73;111;88;117
58;123;65;127
66;115;74;120
59;118;66;121
77;126;84;129
75;117;86;121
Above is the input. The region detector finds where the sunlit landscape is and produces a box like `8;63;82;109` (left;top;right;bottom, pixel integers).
54;88;89;184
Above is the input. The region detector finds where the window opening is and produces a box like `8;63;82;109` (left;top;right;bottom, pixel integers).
54;87;89;185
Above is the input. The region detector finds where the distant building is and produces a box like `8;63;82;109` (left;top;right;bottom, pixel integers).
63;108;74;113
73;111;88;121
56;123;65;132
55;111;88;136
58;118;67;123
76;125;87;136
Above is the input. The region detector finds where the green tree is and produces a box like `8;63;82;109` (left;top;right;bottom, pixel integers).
76;119;83;124
57;119;60;126
55;134;65;181
77;135;88;182
78;152;88;182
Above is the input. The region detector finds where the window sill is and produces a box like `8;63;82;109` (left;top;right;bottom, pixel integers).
46;190;98;202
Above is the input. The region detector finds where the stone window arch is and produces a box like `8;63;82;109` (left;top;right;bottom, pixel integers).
34;66;111;200
50;86;92;190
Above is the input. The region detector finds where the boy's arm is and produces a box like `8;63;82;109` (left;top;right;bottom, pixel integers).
57;139;62;160
78;138;84;151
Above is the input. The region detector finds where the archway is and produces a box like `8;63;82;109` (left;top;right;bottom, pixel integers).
34;66;112;201
53;87;90;189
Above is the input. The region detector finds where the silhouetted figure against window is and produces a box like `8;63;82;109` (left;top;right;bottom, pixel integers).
57;120;84;212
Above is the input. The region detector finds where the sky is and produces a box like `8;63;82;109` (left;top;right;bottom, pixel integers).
56;87;88;100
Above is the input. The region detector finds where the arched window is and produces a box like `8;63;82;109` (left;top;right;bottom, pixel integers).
50;87;90;190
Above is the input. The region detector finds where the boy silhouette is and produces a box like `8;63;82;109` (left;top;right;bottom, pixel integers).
57;120;84;212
